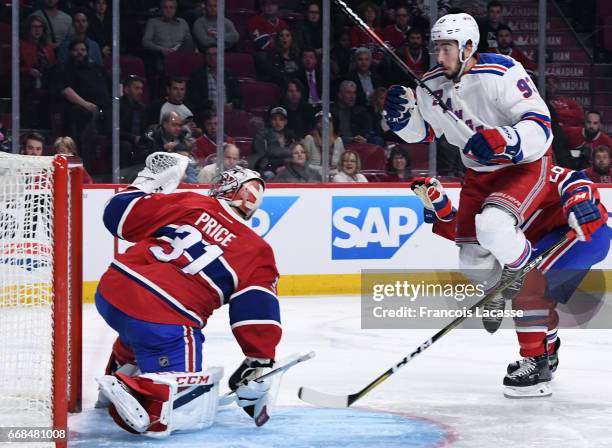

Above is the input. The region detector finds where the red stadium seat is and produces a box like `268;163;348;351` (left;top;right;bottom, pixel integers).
238;81;281;115
0;45;10;77
104;55;146;78
227;10;253;42
224;109;261;138
233;137;253;157
345;143;386;170
224;53;256;80
164;52;205;78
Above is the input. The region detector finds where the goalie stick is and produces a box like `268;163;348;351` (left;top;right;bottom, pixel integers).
298;234;572;408
332;0;472;138
219;351;315;406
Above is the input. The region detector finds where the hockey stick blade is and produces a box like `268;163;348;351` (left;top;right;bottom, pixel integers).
297;234;571;408
219;351;315;406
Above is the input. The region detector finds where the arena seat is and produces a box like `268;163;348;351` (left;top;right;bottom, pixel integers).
164;52;205;78
238;81;281;115
345;142;386;170
224;53;256;80
233;137;253;158
0;24;10;46
226;0;255;12
224;109;261;138
397;143;429;170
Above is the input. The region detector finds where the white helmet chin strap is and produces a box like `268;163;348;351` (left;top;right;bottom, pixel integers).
456;41;476;79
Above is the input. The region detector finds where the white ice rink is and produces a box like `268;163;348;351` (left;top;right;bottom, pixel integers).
72;296;612;447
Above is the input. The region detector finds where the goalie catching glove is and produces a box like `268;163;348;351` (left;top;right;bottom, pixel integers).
383;85;416;132
130;152;190;194
229;357;276;426
411;177;456;223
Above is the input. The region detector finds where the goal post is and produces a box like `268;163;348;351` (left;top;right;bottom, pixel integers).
0;153;83;445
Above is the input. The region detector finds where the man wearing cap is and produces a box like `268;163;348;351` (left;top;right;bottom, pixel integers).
248;106;296;177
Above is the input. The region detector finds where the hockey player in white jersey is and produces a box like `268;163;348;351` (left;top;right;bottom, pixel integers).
384;13;553;307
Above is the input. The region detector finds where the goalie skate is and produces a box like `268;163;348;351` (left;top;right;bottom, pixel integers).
97;375;150;432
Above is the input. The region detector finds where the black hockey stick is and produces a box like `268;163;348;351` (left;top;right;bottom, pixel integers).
298;234;572;407
333;0;471;135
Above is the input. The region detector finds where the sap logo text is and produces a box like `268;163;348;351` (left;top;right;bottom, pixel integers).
332;196;424;259
249;196;299;238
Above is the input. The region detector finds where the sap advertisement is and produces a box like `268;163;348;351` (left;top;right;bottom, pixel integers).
82;185;612;284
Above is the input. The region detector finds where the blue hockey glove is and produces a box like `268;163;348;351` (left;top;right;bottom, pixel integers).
463;127;523;165
383;85;416;132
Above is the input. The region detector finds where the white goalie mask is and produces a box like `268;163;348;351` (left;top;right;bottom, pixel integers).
431;13;480;78
209;167;265;220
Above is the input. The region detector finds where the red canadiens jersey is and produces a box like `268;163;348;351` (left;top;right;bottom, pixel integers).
99;189;282;360
432;165;608;244
565;126;612;152
247;15;289;51
549;97;584;127
382;24;408;50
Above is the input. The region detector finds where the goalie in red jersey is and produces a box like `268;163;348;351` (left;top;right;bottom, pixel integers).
95;153;282;436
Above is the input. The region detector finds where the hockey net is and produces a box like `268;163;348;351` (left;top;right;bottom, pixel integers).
0;153;82;443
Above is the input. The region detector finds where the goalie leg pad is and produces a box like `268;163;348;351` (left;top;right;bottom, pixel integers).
98;368;224;437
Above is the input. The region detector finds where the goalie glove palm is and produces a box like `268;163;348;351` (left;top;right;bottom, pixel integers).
131;152;190;194
411;177;456;223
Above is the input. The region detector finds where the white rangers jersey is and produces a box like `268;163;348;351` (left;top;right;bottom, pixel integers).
395;53;553;172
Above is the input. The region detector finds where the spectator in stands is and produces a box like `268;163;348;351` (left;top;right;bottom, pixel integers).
294;1;323;55
139;110;192;155
583;146;612;183
331;31;352;83
147;77;194;125
348;47;384;107
88;0;112;57
20;16;55;91
401;28;429;77
278;78;315;139
333;149;368;183
546;74;585;127
477;0;506;52
56;39;111;171
297;48;322;106
30;0;72;48
350;2;383;61
142;0;194;78
489;25;536;73
564;111;612;170
20;15;56;127
331;80;374;145
53;136;94;183
302;110;344;172
382;5;410;50
197;142;241;183
386;146;412;181
270;142;322;183
120;75;148;166
193;0;239;51
192;111;234;162
247;0;288;52
248;106;296;178
170;142;200;183
265;28;301;85
187;45;241;116
57;10;103;66
21;132;45;156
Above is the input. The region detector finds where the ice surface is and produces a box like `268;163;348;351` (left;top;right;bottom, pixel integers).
74;296;612;447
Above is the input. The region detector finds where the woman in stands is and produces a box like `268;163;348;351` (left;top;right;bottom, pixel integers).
385;146;412;181
265;28;301;85
53;136;94;184
333;149;368;183
302;111;344;174
270;142;322;183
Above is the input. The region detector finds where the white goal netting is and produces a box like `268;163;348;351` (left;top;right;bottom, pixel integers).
0;153;63;430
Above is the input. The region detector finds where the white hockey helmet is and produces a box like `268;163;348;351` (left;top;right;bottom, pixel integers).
431;13;480;69
209;167;265;220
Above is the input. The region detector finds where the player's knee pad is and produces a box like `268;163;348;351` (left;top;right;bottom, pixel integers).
475;206;530;268
97;367;223;437
459;243;502;289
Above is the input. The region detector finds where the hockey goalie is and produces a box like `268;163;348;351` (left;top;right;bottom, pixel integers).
94;153;283;436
